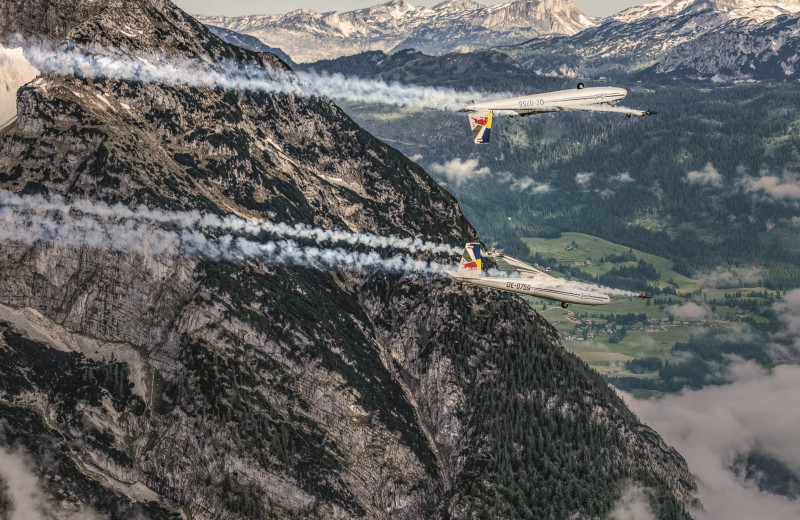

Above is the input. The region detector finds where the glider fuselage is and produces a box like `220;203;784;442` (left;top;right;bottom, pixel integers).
448;271;611;306
464;86;628;114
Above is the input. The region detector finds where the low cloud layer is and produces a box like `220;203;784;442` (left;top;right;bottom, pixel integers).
741;170;800;201
695;266;763;288
606;481;657;520
687;163;723;187
626;361;800;520
771;288;800;361
0;444;104;520
575;172;594;187
429;160;550;193
610;172;635;183
664;301;710;321
430;158;490;186
495;170;550;193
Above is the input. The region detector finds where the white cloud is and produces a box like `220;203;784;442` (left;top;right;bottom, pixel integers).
741;170;800;200
770;288;800;362
664;302;710;321
625;361;800;520
433;163;549;192
429;158;490;186
607;481;658;520
510;176;550;193
575;172;594;187
694;266;763;288
408;153;423;162
687;163;723;187
611;172;635;183
0;444;104;520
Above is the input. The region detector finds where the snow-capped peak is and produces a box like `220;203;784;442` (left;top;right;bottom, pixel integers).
198;0;596;63
613;0;800;23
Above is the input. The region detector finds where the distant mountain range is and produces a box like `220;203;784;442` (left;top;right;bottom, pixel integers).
197;0;597;62
204;0;800;83
502;0;800;80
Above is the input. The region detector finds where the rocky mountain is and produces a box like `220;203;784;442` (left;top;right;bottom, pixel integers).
197;0;597;63
613;0;800;23
205;24;296;67
650;12;800;81
503;0;800;79
0;0;697;518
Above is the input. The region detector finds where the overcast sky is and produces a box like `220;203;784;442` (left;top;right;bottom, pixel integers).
174;1;642;18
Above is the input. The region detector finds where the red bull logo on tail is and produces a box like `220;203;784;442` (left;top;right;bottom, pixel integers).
460;243;482;271
468;112;493;144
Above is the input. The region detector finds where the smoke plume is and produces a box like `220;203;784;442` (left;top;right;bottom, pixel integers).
0;189;461;255
19;41;499;111
0;209;452;277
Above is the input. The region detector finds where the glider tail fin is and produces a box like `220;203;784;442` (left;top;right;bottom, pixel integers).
468;111;492;144
458;243;483;278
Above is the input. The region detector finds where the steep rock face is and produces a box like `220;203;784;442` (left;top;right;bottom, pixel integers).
651;13;800;81
1;0;696;518
197;0;596;63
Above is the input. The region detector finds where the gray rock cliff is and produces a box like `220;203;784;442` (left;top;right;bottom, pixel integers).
0;0;698;518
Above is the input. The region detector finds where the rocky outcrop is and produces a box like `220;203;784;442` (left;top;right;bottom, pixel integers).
0;0;697;518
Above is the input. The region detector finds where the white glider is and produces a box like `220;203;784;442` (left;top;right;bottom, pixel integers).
447;243;610;308
461;83;655;144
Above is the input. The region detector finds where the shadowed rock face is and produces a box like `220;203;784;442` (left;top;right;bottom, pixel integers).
0;0;697;518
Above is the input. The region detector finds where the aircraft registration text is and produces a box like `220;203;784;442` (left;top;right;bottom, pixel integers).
507;282;533;291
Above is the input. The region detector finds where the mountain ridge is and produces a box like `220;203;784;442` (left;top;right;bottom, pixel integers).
502;0;800;80
197;0;596;62
0;0;697;518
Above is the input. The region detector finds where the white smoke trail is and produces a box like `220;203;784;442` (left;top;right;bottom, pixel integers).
19;41;500;110
0;209;450;276
297;70;489;110
0;189;461;255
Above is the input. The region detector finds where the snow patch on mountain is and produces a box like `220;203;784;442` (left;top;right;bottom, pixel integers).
653;13;800;81
614;0;800;23
0;44;38;128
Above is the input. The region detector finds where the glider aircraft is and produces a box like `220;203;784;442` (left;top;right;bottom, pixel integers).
448;244;650;308
461;83;655;144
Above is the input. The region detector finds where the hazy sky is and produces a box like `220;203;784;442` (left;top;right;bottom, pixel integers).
173;1;643;18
